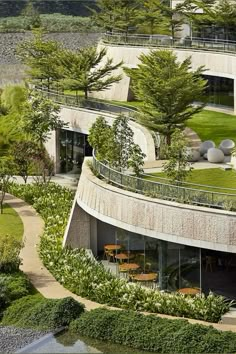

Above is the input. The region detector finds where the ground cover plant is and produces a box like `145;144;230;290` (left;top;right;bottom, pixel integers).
6;182;233;323
1;295;84;330
70;307;236;353
0;15;99;33
0;271;35;314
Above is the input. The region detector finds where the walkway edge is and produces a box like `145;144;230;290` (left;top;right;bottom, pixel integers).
5;193;236;332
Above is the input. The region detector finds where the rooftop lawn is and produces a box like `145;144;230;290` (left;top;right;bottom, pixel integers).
0;204;24;241
146;168;236;194
186;110;236;146
61;91;236;145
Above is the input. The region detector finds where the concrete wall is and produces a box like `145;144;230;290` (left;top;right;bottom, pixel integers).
45;105;156;172
91;43;236;113
64;158;236;253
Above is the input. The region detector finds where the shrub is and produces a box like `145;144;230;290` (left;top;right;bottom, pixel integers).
70;308;236;353
0;234;22;272
0;272;33;314
6;182;232;323
1;295;84;330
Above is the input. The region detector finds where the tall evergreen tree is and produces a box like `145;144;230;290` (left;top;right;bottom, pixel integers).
125;50;207;145
137;0;163;35
60;46;122;99
17;30;63;89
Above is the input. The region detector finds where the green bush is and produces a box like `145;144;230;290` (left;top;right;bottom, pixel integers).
0;235;22;272
1;295;84;330
70;308;236;353
6;182;232;323
0;14;100;33
0;272;33;313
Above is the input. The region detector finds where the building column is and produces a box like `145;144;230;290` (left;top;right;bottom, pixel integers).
234;78;236;114
63;197;91;249
158;241;168;290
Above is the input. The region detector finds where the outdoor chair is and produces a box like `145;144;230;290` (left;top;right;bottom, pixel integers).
219;139;235;155
207;148;224;163
199;140;215;155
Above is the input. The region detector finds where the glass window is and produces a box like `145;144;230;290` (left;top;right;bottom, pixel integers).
59;129;92;173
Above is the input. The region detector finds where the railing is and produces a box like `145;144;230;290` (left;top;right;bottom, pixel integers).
103;33;236;55
36;88;136;116
92;155;236;210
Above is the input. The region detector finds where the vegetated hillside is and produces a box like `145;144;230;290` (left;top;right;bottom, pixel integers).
0;32;101;85
0;0;97;17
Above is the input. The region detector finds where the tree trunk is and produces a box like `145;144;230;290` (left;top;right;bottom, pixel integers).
84;89;88;100
166;134;171;146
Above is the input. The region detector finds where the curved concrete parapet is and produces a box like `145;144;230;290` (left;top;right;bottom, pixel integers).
207;147;225;163
70;158;236;253
91;43;236;114
45;106;156;171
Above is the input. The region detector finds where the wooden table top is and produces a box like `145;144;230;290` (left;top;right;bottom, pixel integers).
115;253;135;260
133;273;157;282
104;244;121;251
119;263;140;271
178;288;201;295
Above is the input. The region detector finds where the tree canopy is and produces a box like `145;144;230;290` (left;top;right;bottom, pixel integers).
60;46;122;99
125;49;207;145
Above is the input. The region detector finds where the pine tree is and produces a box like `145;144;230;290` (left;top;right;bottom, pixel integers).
17;30;63;90
60;46;122;99
124;50;207;145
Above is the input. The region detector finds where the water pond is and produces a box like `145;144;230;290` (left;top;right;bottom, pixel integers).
18;329;152;354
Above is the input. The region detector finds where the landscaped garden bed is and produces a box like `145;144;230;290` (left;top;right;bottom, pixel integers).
6;182;234;323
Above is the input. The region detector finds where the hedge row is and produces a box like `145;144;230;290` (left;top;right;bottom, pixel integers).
1;295;84;330
6;182;233;323
70;307;236;353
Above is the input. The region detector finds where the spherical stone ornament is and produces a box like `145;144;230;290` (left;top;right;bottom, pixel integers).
207;147;225;163
203;153;208;160
187;148;200;162
219;139;235;156
199;140;215;155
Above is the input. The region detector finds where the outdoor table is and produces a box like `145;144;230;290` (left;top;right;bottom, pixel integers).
178;288;200;295
119;263;140;272
132;273;157;282
104;244;121;251
115;253;135;261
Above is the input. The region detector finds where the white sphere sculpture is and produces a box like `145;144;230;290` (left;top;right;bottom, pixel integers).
219;139;235;156
187;148;200;162
207;148;225;163
199;140;215;156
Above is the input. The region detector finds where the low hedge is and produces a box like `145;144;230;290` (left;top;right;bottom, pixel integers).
0;271;34;313
70;308;236;353
6;182;233;323
1;295;85;330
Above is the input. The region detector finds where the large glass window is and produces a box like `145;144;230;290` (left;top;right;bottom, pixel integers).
202;75;234;108
193;25;236;42
97;221;202;292
59;129;92;173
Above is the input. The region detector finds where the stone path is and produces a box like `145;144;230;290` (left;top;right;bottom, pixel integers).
5;194;100;310
4;193;236;332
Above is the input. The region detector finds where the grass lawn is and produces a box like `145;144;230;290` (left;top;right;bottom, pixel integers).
146;168;236;194
62;91;236;145
186;110;236;146
0;204;24;241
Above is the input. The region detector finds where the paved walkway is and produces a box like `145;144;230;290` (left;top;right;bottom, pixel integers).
5;193;236;332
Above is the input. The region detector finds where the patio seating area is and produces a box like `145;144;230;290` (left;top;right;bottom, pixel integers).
102;244;159;289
